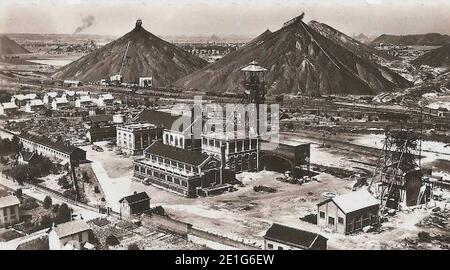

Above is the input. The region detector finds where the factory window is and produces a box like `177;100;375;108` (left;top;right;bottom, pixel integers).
202;138;207;145
277;246;284;250
229;142;235;153
251;139;257;149
244;140;249;150
174;178;180;185
182;181;187;187
328;217;335;225
319;211;325;219
215;140;220;148
338;217;344;224
267;243;273;249
209;139;214;147
167;176;173;182
165;159;170;165
134;165;139;172
237;141;243;151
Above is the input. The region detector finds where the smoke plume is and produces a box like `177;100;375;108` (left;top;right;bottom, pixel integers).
73;15;95;34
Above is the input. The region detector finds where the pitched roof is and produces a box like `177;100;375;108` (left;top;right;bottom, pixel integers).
145;141;210;166
0;195;20;208
18;133;85;155
319;189;379;214
119;191;150;204
264;223;326;249
89;114;113;123
132;109;190;131
19;150;35;162
28;99;44;106
53;220;90;239
1;102;18;109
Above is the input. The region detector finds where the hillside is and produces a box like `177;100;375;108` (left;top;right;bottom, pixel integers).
174;17;412;95
0;35;30;55
370;33;450;46
412;44;450;69
52;20;208;86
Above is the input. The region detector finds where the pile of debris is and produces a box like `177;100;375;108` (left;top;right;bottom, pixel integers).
416;208;450;229
253;185;277;193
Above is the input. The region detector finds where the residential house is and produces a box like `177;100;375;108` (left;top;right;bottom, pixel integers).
264;223;327;250
0;195;20;228
0;102;18;116
51;97;69;111
96;93;114;107
25;99;45;113
48;220;91;250
119;191;151;219
17;150;39;165
43;92;59;104
317;189;379;234
75;95;94;109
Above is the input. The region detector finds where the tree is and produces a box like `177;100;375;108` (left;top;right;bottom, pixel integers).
55;203;71;224
15;188;23;199
40;214;53;228
43;196;53;209
52;204;60;213
11;165;28;185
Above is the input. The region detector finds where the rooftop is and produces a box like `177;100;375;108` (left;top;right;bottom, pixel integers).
131;109;191;132
144;141;211;166
319;189;379;214
264;223;326;249
1;102;18;109
53;220;90;239
119;191;150;204
0;195;20;208
19;132;85;155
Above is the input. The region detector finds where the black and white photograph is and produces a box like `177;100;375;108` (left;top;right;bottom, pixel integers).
0;0;449;255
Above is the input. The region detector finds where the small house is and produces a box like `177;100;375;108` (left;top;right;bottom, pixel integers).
0;102;18;116
263;223;327;250
48;220;91;250
317;189;379;234
119;192;151;219
0;195;21;228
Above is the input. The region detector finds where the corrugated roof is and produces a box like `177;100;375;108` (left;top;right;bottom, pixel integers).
0;195;20;208
54;220;90;239
145;141;210;166
264;223;326;249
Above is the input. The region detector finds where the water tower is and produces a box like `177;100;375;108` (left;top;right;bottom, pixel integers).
241;60;267;137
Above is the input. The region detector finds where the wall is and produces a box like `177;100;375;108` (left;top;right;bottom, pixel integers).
264;239;301;250
317;201;346;234
0;205;20;228
142;214;192;236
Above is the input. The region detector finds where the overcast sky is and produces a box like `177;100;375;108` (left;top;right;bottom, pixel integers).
1;0;450;38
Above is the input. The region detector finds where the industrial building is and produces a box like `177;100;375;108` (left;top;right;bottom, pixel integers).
18;133;86;161
202;132;258;173
317;189;380;234
116;123;163;155
133;142;232;197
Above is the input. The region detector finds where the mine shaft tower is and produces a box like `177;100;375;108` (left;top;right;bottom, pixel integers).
241;60;267;137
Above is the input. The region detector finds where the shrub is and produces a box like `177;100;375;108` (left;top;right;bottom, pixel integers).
43;196;52;209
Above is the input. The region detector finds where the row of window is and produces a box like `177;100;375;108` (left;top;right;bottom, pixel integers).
143;154;201;174
319;211;344;225
202;138;257;153
135;165;189;187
